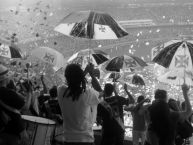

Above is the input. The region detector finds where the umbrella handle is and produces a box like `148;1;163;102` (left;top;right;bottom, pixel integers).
183;68;186;85
88;39;91;63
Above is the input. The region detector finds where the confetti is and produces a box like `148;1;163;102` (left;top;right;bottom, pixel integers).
49;12;53;16
156;29;160;33
145;42;150;45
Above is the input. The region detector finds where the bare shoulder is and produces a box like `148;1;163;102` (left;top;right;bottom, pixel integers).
57;85;67;96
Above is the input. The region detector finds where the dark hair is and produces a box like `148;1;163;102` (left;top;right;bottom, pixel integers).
49;86;57;98
65;64;86;101
93;68;100;79
154;89;167;101
168;98;180;111
104;83;114;97
137;95;144;103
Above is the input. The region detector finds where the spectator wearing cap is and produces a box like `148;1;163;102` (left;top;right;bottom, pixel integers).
0;64;25;145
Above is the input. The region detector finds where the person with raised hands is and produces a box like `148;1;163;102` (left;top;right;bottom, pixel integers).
57;63;102;145
145;83;192;145
124;83;150;145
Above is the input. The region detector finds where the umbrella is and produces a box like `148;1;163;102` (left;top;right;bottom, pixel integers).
152;40;193;71
68;49;109;68
54;10;128;40
103;72;121;82
153;40;193;85
105;55;147;72
132;74;145;86
0;43;22;58
31;47;66;71
158;69;193;86
118;72;145;86
103;72;145;86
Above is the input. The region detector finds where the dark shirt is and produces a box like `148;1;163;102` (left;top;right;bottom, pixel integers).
0;87;25;110
38;94;50;116
0;87;25;135
105;96;129;122
3;112;25;136
38;94;50;106
148;101;180;145
97;102;124;137
97;103;115;136
44;99;61;117
48;99;61;115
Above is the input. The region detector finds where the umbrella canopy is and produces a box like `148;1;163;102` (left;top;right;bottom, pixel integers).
118;72;146;86
105;55;147;72
103;72;121;82
132;74;145;86
0;43;22;58
54;10;128;40
68;49;109;68
103;72;145;86
158;69;193;86
31;47;66;71
152;40;193;71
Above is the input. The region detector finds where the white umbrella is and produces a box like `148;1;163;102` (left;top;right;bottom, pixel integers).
54;10;128;40
31;47;66;71
68;49;109;68
0;43;22;58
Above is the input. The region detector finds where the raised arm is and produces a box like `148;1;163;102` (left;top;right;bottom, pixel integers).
179;83;192;121
85;63;103;92
124;84;135;104
113;82;119;96
135;98;150;110
40;75;47;94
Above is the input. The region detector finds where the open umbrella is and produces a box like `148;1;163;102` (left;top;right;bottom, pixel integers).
105;55;147;72
103;72;121;82
0;43;22;58
68;49;109;68
54;10;128;40
153;40;193;85
153;40;193;71
132;74;145;86
118;73;146;86
31;47;66;71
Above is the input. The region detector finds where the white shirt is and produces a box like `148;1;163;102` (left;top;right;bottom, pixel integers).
58;85;100;143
